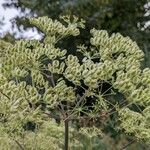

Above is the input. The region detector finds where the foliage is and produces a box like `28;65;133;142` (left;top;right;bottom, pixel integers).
2;0;150;66
0;15;150;149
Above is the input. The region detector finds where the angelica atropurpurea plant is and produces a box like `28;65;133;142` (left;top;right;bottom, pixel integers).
0;15;150;149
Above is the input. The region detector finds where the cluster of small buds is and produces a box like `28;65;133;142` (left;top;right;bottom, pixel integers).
35;44;67;60
141;68;150;87
119;108;143;131
90;29;144;63
0;81;27;116
0;81;26;100
1;39;67;79
82;59;116;88
25;85;41;104
43;80;76;107
29;15;85;37
11;67;28;78
113;66;141;94
48;60;65;74
129;87;150;106
143;106;150;120
31;70;46;86
64;55;82;85
1;15;150;145
60;15;85;28
29;16;66;35
0;74;7;85
119;108;150;143
90;29;150;142
1;40;38;78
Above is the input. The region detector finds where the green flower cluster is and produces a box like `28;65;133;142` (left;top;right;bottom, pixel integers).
0;15;150;148
119;108;150;143
44;80;76;107
30;15;85;37
64;55;82;85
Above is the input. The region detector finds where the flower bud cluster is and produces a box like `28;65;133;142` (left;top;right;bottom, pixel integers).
44;80;76;107
82;59;116;88
90;29;150;142
119;108;150;143
129;87;150;106
90;29;144;63
42;44;67;60
29;16;85;37
141;68;150;87
0;80;32;115
64;55;82;85
1;16;150;144
31;70;46;86
1;39;67;80
113;67;141;94
11;67;28;78
48;60;65;74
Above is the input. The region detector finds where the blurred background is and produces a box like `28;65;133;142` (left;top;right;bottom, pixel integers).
0;0;150;149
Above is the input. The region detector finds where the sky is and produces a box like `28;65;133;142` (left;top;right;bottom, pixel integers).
0;0;41;39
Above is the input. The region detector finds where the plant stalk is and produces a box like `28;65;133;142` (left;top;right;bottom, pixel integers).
64;118;69;150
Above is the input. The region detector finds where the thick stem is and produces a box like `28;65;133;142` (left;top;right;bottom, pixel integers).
64;118;69;150
89;137;92;150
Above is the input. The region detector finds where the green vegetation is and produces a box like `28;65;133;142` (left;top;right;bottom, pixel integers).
0;15;150;149
2;0;150;67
